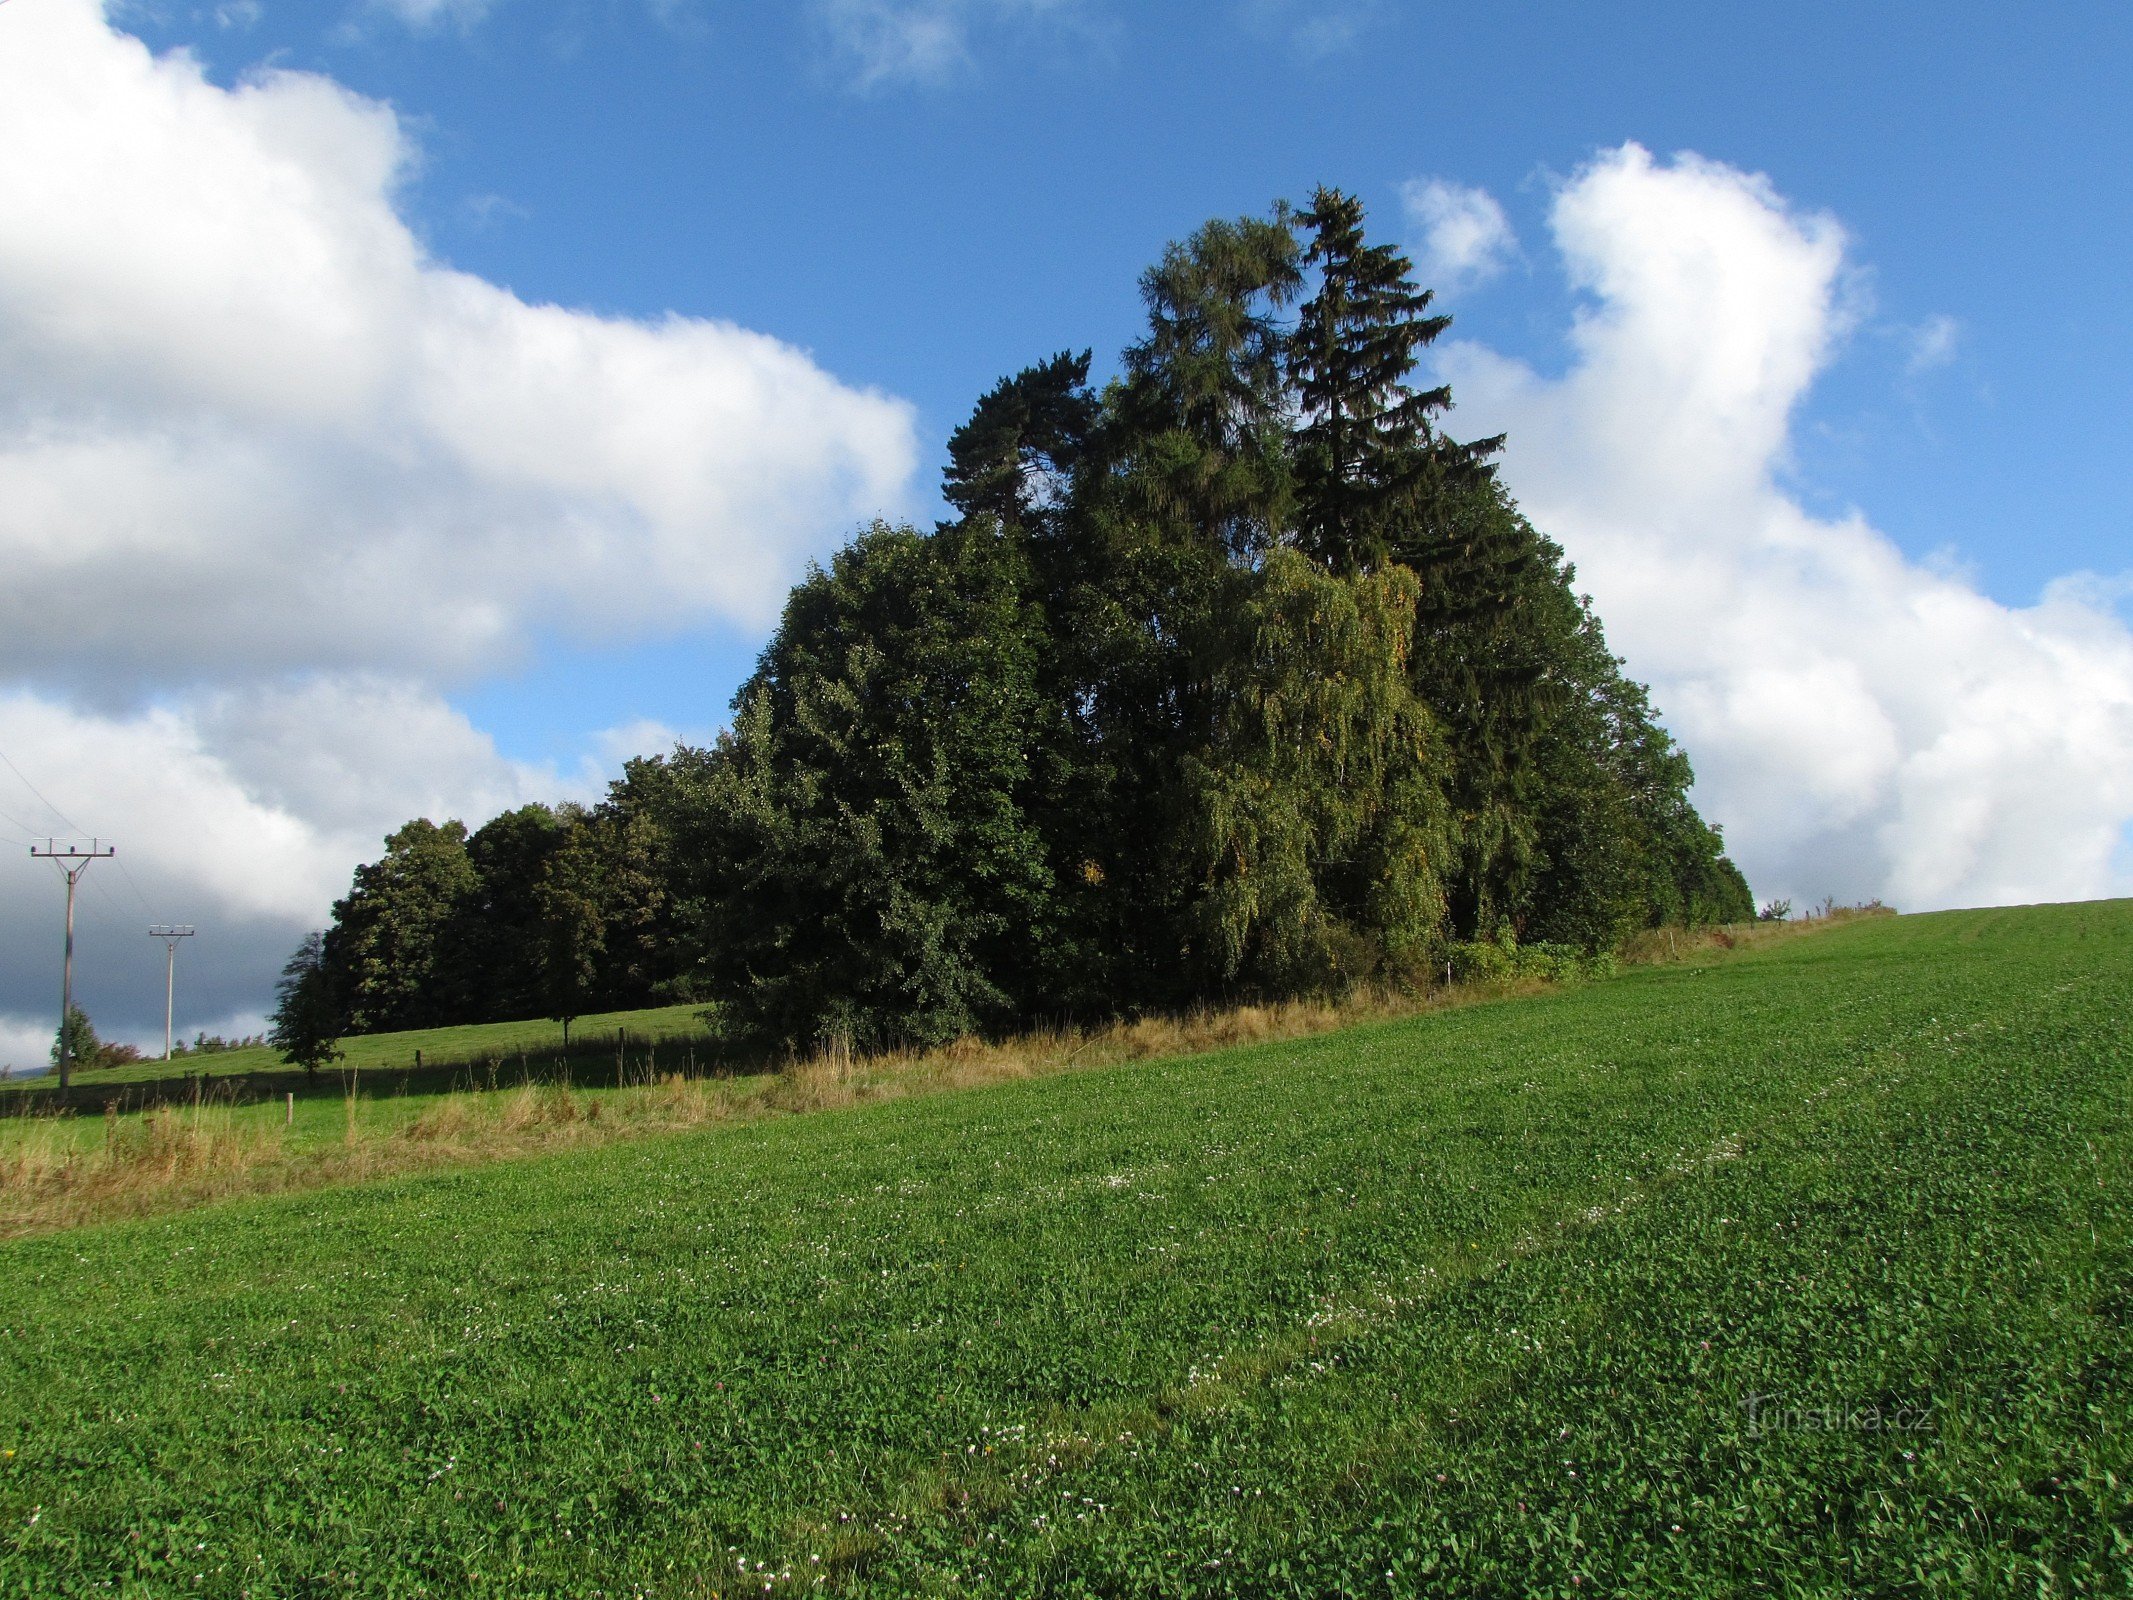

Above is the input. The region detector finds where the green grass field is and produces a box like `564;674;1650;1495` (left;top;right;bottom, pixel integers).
0;1002;718;1095
2;903;2128;1596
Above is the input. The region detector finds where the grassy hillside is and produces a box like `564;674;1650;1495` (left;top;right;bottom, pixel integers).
2;1001;718;1093
2;903;2127;1595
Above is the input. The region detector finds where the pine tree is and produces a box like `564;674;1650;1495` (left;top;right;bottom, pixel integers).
1114;211;1302;560
1290;186;1499;575
50;1006;101;1075
269;933;342;1081
942;350;1098;527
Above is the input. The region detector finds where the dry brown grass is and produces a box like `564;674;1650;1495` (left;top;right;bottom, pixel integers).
0;912;1878;1240
1618;900;1892;966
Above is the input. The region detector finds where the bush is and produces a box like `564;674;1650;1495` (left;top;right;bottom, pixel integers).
1446;937;1615;986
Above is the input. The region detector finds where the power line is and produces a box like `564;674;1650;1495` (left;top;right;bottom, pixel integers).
111;852;160;920
86;869;134;927
0;799;44;839
0;746;162;914
0;741;84;837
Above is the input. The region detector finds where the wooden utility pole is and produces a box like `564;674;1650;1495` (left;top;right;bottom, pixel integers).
148;925;196;1061
32;840;115;1092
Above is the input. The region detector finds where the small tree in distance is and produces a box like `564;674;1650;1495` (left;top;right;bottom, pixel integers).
535;823;608;1050
51;1006;100;1075
270;932;343;1082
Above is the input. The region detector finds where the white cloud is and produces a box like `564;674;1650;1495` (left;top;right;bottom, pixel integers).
817;0;969;85
810;0;1081;89
363;0;497;30
0;1;924;1041
1401;176;1517;293
591;717;690;771
0;678;567;1052
0;0;919;695
1904;312;1961;375
1436;143;2133;912
0;1015;54;1078
1237;0;1383;58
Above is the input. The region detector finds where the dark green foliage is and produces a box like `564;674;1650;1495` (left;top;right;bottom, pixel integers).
686;519;1053;1052
313;189;1750;1050
531;817;605;1047
49;1006;95;1072
47;1007;135;1074
435;803;567;1022
267;931;341;1080
317;781;694;1040
322;819;477;1033
941;349;1099;524
1292;185;1499;575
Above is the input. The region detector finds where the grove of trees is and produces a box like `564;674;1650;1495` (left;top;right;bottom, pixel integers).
279;189;1751;1061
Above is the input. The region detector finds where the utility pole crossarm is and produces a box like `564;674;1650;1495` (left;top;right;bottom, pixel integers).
31;840;115;1093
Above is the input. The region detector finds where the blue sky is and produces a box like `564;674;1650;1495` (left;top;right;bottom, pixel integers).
130;0;2133;762
0;0;2128;1058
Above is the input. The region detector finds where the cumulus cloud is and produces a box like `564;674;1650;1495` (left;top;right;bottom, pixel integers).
1436;144;2133;912
0;676;572;1066
0;0;918;695
0;1;922;1051
1401;176;1517;294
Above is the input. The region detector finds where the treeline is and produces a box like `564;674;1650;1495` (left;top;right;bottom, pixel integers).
289;188;1750;1057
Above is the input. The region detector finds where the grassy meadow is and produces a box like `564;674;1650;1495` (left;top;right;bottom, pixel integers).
1;903;2127;1595
0;1002;722;1095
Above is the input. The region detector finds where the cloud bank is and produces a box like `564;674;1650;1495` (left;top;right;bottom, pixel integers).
0;1;915;690
0;0;919;1063
1437;145;2133;912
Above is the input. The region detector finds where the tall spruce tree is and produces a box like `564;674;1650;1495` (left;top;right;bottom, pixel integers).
1114;211;1302;560
1290;186;1497;575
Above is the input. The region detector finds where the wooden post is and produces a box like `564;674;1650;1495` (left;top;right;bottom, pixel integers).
285;1091;294;1127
